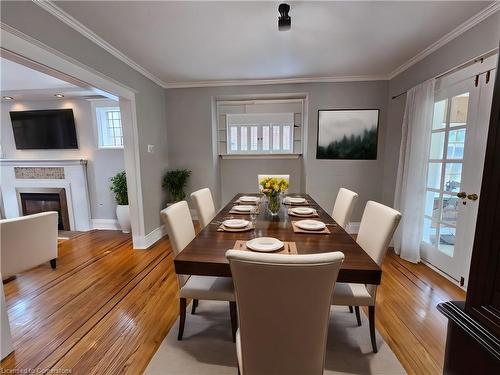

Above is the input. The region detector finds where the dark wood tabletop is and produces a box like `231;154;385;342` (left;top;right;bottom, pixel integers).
174;193;381;285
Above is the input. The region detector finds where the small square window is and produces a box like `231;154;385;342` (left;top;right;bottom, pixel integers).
95;107;124;149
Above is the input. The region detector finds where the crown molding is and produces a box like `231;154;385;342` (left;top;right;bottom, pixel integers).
33;0;499;89
388;2;500;80
163;74;389;89
33;0;169;88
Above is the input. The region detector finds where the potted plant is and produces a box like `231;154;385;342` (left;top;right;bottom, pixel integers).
110;170;131;233
162;169;192;203
259;176;289;217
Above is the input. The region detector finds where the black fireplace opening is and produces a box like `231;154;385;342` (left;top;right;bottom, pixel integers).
19;189;70;230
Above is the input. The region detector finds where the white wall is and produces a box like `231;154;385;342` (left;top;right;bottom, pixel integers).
165;81;388;222
1;98;124;220
2;1;168;234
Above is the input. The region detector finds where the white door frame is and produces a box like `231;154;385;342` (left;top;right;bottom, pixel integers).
0;24;146;248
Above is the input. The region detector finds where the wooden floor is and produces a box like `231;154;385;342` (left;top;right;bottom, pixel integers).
1;230;465;374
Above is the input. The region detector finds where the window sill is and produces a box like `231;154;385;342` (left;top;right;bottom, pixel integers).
97;146;124;150
220;154;301;160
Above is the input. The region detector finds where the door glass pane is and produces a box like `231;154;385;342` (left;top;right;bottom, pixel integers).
432;99;448;130
438;225;455;257
427;163;442;189
423;217;438;246
444;163;462;192
230;127;238;151
449;93;469;127
262;126;270;150
240;126;248;151
424;191;440;219
282;125;291;151
441;194;458;226
272;126;280;150
429;132;445;159
447;129;466;159
250;126;258;151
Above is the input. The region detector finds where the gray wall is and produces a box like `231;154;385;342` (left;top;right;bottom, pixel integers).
1;98;125;220
166;81;388;222
1;1;168;234
382;11;500;205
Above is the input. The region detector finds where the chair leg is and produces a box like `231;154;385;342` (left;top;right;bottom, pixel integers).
229;301;237;343
354;306;362;326
178;298;187;340
50;259;57;269
369;306;377;353
348;305;354;313
191;299;199;314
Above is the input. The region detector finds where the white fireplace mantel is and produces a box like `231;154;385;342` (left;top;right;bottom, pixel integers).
0;159;92;231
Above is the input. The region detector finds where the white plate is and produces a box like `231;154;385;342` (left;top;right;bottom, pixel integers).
291;207;314;215
223;219;250;229
239;196;260;203
295;219;326;231
286;197;306;204
233;205;254;212
246;237;284;252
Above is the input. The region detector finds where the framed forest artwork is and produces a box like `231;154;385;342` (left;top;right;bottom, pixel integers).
316;109;379;159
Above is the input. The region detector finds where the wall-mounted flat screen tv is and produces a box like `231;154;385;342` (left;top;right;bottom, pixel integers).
10;109;78;149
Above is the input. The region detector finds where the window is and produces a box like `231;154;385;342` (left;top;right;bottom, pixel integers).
226;113;294;155
95;107;124;148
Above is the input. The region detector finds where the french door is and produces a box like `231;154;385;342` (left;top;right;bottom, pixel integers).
421;55;497;288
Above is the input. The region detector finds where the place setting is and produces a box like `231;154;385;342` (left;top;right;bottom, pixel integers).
283;196;310;206
287;206;320;218
229;204;260;215
234;237;297;254
234;195;262;205
291;219;333;234
217;218;255;232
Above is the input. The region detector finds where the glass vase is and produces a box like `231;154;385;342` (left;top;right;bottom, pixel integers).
267;193;281;216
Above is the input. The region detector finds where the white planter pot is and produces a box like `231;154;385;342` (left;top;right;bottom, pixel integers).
116;205;131;233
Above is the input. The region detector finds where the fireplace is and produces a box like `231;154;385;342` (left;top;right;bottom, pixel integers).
18;188;70;230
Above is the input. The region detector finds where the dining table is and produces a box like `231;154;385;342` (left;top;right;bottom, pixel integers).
174;193;381;285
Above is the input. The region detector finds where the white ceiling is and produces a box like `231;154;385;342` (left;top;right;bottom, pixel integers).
51;1;494;87
0;57;104;100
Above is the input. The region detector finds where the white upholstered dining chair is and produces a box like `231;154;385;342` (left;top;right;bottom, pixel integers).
227;250;344;375
331;188;359;230
160;201;237;341
332;201;401;353
190;187;216;228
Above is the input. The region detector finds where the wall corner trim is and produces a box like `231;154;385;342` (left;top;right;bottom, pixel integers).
92;219;121;231
133;225;167;250
388;2;500;79
33;0;168;88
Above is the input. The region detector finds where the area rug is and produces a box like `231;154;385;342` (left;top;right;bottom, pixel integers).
145;301;406;375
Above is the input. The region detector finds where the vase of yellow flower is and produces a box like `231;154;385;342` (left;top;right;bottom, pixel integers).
259;176;289;217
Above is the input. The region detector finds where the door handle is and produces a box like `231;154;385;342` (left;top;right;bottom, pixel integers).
467;193;478;201
457;192;467;199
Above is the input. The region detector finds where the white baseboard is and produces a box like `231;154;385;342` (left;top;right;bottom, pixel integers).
133;225;167;250
92;219;120;230
346;222;360;234
420;259;464;290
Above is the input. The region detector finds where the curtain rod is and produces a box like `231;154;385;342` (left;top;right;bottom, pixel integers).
391;48;499;100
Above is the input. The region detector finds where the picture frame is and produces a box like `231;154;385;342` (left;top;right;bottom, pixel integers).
316;109;379;160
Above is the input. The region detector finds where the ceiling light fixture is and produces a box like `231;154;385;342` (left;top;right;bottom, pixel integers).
278;3;291;31
54;94;65;98
2;96;14;100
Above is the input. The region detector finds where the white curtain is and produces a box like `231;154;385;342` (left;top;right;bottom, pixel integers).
394;79;435;263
